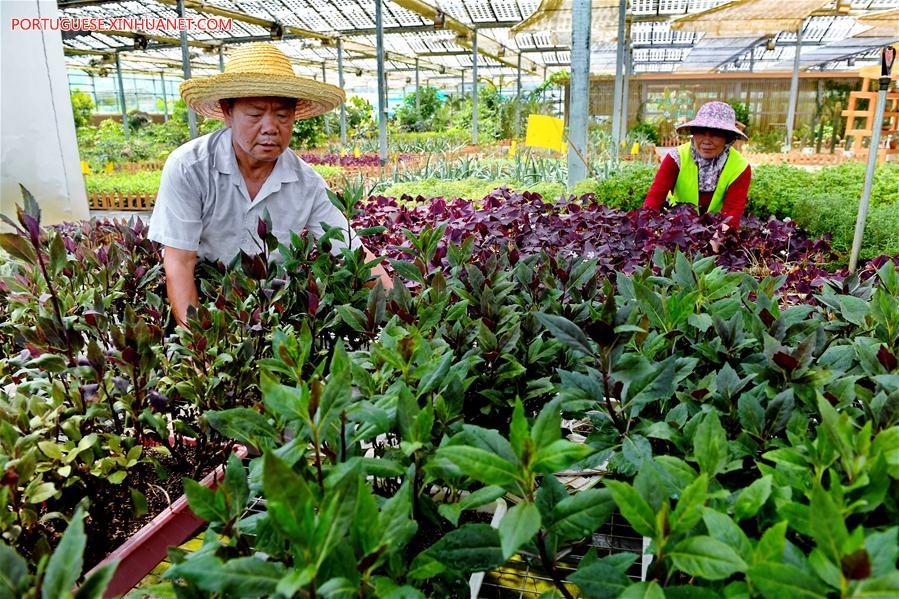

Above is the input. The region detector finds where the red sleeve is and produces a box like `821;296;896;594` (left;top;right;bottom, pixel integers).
720;165;751;227
642;154;679;210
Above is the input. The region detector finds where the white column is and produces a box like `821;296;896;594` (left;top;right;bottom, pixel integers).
1;0;89;224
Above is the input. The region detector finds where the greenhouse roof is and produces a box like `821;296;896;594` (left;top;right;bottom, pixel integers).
58;0;899;84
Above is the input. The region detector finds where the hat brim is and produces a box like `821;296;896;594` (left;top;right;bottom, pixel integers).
675;119;748;140
180;73;345;120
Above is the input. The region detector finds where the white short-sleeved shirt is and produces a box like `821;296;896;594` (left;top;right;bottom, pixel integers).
148;127;360;263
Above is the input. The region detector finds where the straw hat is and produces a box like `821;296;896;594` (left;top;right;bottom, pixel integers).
180;43;345;120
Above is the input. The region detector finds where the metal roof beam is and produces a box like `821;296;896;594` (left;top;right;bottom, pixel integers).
389;0;541;75
714;36;767;71
418;50;470;56
519;46;570;54
149;0;461;74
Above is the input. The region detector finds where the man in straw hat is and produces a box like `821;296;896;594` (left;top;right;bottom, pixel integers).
148;43;391;326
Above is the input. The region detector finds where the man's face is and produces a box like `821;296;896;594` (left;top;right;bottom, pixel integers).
222;97;296;165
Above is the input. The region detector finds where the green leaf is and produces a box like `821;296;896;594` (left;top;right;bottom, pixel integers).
838;295;869;326
424;523;505;574
570;551;634;599
702;509;752;564
214;557;285;597
693;411;728;476
317;342;353;432
438;485;505;526
864;527;898;577
335;305;368;333
42;508;86;599
379;478;418;553
619;581;666;599
753;520;787;564
733;475;772;522
669;536;748;581
738;392;765;437
0;543;28;599
262;451;314;548
38;441;63;461
275;565;315;598
0;232;36;263
389;259;424;283
206;408;277;450
25;481;57;504
852;572;899;597
499;501;541;559
436;446;520;487
605;480;656;538
49;234;67;276
535;312;594;356
223;451;249;519
531;398;562;450
669;473;707;535
73;561;117;599
184;479;226;523
746;563;828;598
810;483;848;564
549;488;615;543
261;372;308;424
317;576;357;598
533;439;593;473
509;398;529;460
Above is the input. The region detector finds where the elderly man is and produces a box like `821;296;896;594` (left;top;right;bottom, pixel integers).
148;43;390;326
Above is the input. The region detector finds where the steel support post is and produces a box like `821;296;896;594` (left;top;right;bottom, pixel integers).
620;41;631;143
610;0;626;158
516;52;523;138
160;72;169;121
177;0;198;138
567;0;592;187
375;0;388;166
218;46;225;72
472;27;478;145
114;52;129;142
849;72;892;272
322;62;330;137
338;38;347;147
415;58;420;114
784;22;803;152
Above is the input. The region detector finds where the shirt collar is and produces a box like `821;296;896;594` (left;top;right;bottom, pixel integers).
213;127;299;186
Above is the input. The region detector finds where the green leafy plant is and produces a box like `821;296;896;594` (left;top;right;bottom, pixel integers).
70;90;94;130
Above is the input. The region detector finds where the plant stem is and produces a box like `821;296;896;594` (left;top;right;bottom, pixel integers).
599;350;624;433
536;533;575;599
312;426;325;491
33;238;74;362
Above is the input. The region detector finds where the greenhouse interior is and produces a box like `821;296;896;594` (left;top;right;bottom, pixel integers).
1;0;899;597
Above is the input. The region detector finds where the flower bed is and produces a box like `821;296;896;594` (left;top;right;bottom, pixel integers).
2;185;898;597
298;152;412;167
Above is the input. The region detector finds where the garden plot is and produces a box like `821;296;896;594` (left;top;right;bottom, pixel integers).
2;185;898;598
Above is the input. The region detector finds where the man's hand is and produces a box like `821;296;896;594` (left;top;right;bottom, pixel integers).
163;247;199;327
363;248;393;291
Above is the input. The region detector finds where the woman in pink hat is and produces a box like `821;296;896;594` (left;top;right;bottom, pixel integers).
642;101;751;227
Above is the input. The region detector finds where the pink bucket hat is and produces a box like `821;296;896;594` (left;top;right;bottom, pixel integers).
675;101;748;140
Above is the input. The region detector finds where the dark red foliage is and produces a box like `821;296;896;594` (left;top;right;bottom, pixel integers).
298;153;410;167
352;188;837;284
